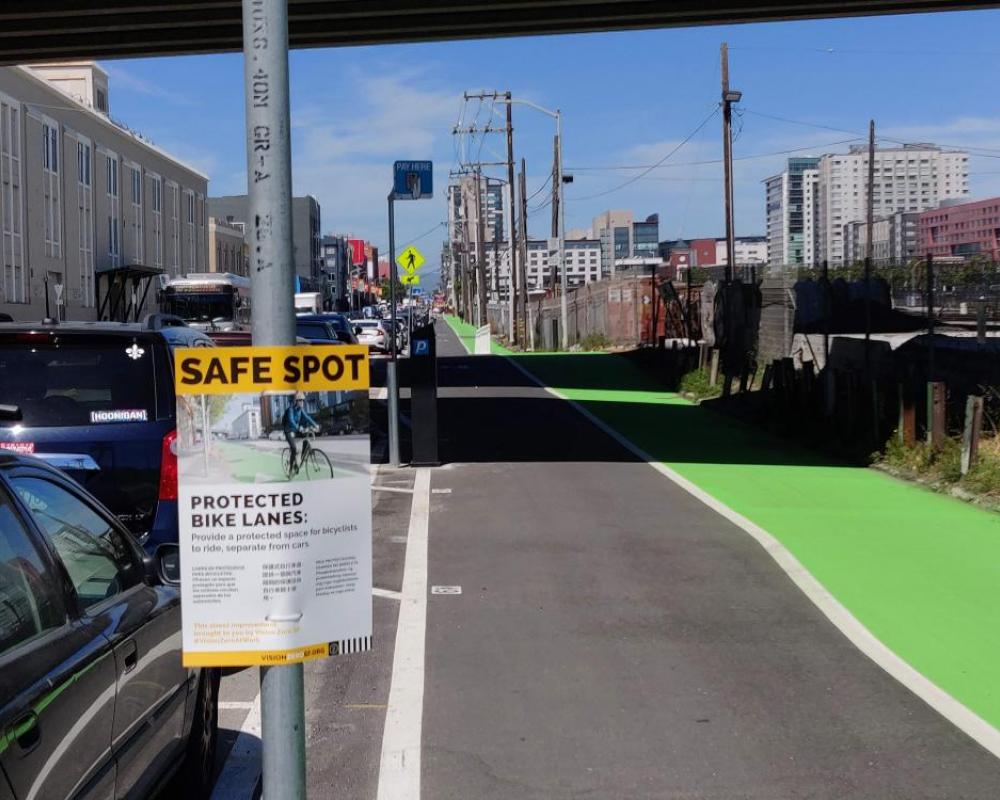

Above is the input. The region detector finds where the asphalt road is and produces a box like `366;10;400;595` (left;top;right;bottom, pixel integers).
419;320;1000;799
208;319;1000;799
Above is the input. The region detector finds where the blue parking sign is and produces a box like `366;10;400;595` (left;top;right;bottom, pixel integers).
413;339;430;356
393;161;433;200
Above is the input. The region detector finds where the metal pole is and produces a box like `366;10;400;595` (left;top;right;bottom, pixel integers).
557;111;568;350
241;1;305;797
387;193;401;466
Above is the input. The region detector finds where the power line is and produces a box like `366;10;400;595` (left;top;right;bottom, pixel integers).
567;104;721;202
566;137;862;172
742;108;1000;158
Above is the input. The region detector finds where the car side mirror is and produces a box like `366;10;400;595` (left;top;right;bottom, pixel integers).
145;544;181;586
353;326;362;335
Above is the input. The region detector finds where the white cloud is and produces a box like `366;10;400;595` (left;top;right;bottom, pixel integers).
103;64;196;106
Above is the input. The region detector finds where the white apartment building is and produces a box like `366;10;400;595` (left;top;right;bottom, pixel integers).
714;237;767;266
816;144;968;265
765;157;819;267
0;62;208;322
483;238;601;297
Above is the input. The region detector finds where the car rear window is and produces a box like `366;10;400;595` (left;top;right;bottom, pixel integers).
296;322;333;340
0;338;158;428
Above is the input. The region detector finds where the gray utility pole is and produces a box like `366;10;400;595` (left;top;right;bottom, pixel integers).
386;193;401;466
556;120;567;350
505;93;518;345
518;159;529;342
241;1;306;797
864;119;875;374
720;42;741;284
475;169;488;326
550;136;559;294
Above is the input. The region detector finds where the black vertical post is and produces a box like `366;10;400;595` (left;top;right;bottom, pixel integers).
927;252;935;381
822;260;830;367
44;275;51;319
685;265;693;346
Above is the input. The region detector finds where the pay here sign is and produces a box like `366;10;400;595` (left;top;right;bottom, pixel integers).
174;345;373;667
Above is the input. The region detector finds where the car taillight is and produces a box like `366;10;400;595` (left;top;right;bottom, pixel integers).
159;430;178;500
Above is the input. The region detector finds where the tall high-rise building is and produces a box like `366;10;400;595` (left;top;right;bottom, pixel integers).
765;157;819;267
816;144;968;264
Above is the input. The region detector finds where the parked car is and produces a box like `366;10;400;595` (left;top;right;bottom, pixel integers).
207;331;313;347
296;313;359;345
0;452;219;799
354;320;388;352
0;315;214;552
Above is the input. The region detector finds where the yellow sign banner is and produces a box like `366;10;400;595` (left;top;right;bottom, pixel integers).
174;345;370;396
400;273;421;286
396;245;425;273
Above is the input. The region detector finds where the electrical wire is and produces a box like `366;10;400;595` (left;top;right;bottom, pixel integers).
567;104;721;202
565;138;862;171
742;108;1000;158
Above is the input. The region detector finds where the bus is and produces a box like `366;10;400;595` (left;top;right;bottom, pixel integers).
160;273;251;331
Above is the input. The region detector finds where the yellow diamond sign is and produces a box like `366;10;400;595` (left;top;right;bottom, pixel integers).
396;245;425;274
400;273;421;286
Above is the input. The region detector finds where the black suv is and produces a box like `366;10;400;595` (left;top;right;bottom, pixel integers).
0;452;218;799
0;316;214;552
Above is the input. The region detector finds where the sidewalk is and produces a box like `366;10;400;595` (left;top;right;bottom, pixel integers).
511;351;1000;737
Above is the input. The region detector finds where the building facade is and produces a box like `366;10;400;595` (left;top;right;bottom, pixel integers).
765;157;820;267
208;216;247;276
0;63;208;322
843;211;920;264
208;194;321;285
920;197;1000;261
816;144;967;265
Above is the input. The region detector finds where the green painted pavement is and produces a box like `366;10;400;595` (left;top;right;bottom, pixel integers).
509;352;1000;734
216;440;323;483
443;314;513;355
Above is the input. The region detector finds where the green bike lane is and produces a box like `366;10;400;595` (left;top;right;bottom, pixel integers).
439;316;1000;740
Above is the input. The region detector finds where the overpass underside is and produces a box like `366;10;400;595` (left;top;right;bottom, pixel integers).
1;0;996;63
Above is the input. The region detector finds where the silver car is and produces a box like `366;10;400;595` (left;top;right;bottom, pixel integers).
355;319;388;352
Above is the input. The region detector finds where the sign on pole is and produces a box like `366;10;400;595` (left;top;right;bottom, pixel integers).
393;161;433;200
174;345;373;667
396;245;425;274
400;273;421;286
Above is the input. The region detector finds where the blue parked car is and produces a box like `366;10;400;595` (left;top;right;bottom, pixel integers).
0;315;214;552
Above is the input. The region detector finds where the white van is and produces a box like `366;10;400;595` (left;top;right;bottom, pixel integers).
294;292;323;315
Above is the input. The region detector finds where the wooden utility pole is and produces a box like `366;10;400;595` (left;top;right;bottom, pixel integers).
720;42;740;284
519;158;529;340
476;169;488;326
505;93;518;344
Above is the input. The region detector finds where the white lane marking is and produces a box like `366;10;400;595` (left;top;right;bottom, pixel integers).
218;701;255;711
374;587;403;601
210;687;262;800
431;586;461;595
503;355;1000;761
376;468;432;800
431;488;452;495
372;485;415;494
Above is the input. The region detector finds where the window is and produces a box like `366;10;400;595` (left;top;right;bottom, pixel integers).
0;488;66;655
12;478;140;610
105;152;119;266
150;175;162;269
76;139;94;307
0;96;25;304
169;182;179;276
41;120;60;257
127;163;142;262
184;189;195;271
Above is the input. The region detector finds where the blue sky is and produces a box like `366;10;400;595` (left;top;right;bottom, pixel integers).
107;9;1000;273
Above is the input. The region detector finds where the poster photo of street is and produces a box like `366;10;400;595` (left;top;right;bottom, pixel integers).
177;389;369;485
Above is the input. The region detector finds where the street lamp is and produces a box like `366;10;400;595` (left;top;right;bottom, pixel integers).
495;97;567;350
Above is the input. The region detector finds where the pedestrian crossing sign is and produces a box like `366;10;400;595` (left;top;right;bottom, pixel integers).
396;245;425;274
400;273;421;286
